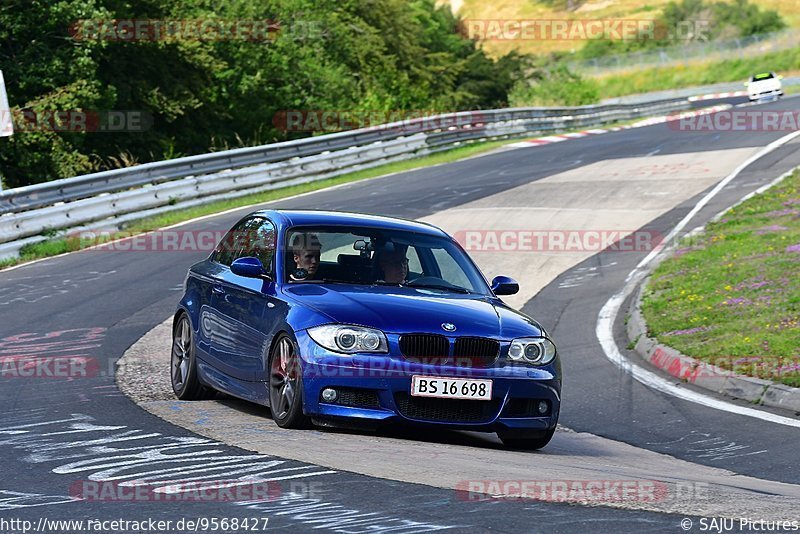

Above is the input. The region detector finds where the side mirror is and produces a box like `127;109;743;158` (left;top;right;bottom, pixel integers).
491;275;519;296
231;257;269;279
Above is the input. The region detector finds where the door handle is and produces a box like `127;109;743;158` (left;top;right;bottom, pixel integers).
212;285;225;295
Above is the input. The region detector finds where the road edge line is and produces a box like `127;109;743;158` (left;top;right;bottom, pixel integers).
596;130;800;428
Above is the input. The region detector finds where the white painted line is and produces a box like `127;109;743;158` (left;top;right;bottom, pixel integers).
689;91;747;102
596;129;800;428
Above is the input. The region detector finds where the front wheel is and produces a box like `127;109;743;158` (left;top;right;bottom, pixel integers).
268;334;310;429
499;426;556;450
171;314;215;400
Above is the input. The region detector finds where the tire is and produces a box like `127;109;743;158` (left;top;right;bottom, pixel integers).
171;313;215;400
499;426;556;450
268;334;310;429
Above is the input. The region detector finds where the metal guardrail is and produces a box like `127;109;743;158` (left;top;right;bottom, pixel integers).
0;97;690;255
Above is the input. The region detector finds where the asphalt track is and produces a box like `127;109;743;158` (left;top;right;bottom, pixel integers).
2;95;800;532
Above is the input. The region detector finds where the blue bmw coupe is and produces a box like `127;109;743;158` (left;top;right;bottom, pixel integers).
172;210;561;449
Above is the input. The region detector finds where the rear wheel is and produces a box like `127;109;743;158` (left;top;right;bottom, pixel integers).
499;426;556;450
171;314;215;400
268;335;310;428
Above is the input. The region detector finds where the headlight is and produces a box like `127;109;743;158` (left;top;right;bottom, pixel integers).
307;324;388;354
507;337;556;365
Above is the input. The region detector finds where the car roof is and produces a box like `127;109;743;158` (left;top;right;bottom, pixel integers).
253;209;449;237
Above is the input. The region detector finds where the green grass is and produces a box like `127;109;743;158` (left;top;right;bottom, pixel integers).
456;0;800;58
594;47;800;99
641;170;800;387
1;140;512;270
784;84;800;95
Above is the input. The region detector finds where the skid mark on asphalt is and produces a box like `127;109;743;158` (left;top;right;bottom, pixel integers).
646;432;768;462
0;327;107;381
0;489;77;510
0;411;462;531
0;412;336;498
557;263;617;290
231;493;459;533
0;271;116;306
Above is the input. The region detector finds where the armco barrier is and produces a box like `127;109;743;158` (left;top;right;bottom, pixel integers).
0;98;689;258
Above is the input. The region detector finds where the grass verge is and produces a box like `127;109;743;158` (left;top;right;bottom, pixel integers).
0;140;512;271
641;170;800;387
594;47;800;99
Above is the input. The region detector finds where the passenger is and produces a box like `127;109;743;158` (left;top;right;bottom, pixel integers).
376;244;409;284
289;232;322;280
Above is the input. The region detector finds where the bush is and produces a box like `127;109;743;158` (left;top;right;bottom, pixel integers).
509;65;599;107
0;0;529;188
578;0;786;60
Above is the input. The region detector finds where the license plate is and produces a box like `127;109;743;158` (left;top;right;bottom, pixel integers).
410;376;492;401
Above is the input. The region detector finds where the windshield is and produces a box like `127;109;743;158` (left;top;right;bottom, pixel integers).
283;226;490;295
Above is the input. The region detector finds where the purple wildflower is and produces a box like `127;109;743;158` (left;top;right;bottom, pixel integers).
663;326;710;336
723;297;753;306
755;225;788;235
764;208;800;218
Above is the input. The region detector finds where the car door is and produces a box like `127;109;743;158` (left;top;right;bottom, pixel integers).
207;217;280;382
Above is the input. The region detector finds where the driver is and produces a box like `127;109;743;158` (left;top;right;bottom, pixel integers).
289;232;322;280
376;244;409;284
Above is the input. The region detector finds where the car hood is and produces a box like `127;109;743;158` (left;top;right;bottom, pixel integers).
283;284;544;339
749;79;781;90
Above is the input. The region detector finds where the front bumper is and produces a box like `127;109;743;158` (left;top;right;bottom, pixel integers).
749;88;783;100
294;330;561;435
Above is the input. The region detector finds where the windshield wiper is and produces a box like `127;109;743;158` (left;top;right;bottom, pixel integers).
406;283;471;294
290;278;354;284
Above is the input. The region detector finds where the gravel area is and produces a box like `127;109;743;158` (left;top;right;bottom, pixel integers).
116;318;176;402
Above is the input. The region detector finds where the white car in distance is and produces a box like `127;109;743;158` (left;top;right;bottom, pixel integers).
747;72;783;101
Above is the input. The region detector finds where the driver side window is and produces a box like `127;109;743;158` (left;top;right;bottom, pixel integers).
215;217;276;272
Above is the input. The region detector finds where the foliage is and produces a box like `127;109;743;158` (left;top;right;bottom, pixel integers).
509;63;599;107
578;0;786;60
0;0;526;188
594;46;800;98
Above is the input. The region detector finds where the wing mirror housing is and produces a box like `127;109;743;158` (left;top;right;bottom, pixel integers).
491;275;519;296
231;257;270;279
